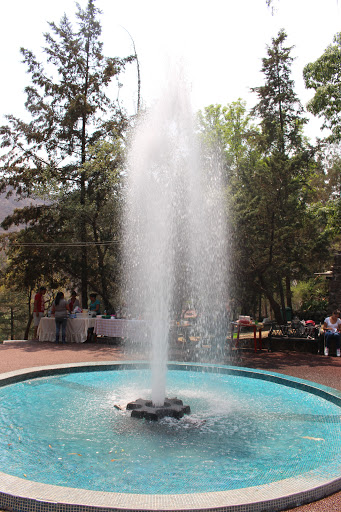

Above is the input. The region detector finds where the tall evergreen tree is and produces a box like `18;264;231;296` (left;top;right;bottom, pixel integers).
251;29;306;155
197;35;329;323
248;30;317;322
0;0;134;307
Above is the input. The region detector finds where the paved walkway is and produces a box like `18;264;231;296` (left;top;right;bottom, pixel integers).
0;340;341;512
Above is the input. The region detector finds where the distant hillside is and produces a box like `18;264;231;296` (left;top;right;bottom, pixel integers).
0;191;45;233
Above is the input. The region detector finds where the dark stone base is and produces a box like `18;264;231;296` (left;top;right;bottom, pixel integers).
126;397;190;421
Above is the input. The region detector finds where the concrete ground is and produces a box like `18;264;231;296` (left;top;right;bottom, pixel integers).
0;339;341;512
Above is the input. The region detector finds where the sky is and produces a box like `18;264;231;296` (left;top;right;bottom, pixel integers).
1;0;341;141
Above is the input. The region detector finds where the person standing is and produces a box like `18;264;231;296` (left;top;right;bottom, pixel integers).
323;310;341;356
33;286;46;339
51;292;69;343
87;293;100;342
68;291;80;313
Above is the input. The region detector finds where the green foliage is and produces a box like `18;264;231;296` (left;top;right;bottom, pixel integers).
0;285;29;340
196;31;332;322
0;0;133;311
197;100;259;179
1;137;124;313
292;278;329;321
1;8;340;331
0;2;132;195
304;33;341;142
252;29;307;155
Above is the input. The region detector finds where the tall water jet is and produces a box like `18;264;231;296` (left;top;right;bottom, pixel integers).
124;67;228;407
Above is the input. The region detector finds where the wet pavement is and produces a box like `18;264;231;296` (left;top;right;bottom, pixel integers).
0;339;341;512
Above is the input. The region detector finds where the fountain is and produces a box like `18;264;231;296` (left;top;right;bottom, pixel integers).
0;67;341;512
0;362;341;512
124;65;228;414
126;396;190;420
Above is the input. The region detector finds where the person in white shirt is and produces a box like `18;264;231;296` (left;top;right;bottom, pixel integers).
323;310;341;357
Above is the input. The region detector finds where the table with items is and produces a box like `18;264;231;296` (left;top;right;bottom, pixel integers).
230;320;264;352
94;318;149;342
37;317;96;343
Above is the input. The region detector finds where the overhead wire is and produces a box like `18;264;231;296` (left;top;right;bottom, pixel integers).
8;240;120;247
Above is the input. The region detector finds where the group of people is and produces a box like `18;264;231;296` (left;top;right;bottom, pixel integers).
33;287;101;343
31;288;341;353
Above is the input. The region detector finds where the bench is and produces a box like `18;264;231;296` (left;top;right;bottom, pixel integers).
267;324;321;353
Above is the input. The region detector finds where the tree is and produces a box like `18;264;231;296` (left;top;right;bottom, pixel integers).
303;33;341;143
251;29;307;156
197;38;331;323
239;30;323;323
197;101;263;315
248;30;315;322
73;138;124;310
198;31;318;324
303;30;341;249
1;137;124;315
0;285;29;340
0;0;134;307
0;227;65;338
197;100;259;181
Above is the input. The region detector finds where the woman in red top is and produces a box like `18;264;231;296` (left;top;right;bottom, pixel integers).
33;286;46;339
68;291;80;313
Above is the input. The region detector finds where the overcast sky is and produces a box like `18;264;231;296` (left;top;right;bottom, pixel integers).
1;0;341;140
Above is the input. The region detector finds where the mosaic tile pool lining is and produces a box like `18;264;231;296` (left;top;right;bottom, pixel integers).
0;361;340;512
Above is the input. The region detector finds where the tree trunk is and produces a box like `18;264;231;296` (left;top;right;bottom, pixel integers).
24;313;33;340
80;151;88;308
24;288;33;340
81;242;88;309
269;298;282;324
10;307;14;340
285;274;292;309
278;278;286;323
258;273;282;323
258;295;262;322
80;38;90;310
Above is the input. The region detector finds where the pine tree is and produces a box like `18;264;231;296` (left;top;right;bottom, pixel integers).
249;30;314;323
0;0;134;306
251;29;306;156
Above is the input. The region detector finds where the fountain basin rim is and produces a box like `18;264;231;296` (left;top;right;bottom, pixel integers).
1;360;341;405
0;361;341;512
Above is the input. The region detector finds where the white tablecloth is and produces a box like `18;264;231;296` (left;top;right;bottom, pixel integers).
94;318;149;342
38;317;96;343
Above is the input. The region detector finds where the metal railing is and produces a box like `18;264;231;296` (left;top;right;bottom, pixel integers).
268;324;319;339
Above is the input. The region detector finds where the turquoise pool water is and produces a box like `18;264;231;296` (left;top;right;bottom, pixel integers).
0;367;340;494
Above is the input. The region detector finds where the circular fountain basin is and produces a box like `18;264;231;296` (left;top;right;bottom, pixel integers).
0;361;341;512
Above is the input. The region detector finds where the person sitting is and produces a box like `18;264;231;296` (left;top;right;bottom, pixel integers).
89;293;101;316
68;291;80;313
51;292;69;344
323;310;341;357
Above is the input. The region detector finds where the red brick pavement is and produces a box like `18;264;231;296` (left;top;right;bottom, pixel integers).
0;340;341;512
